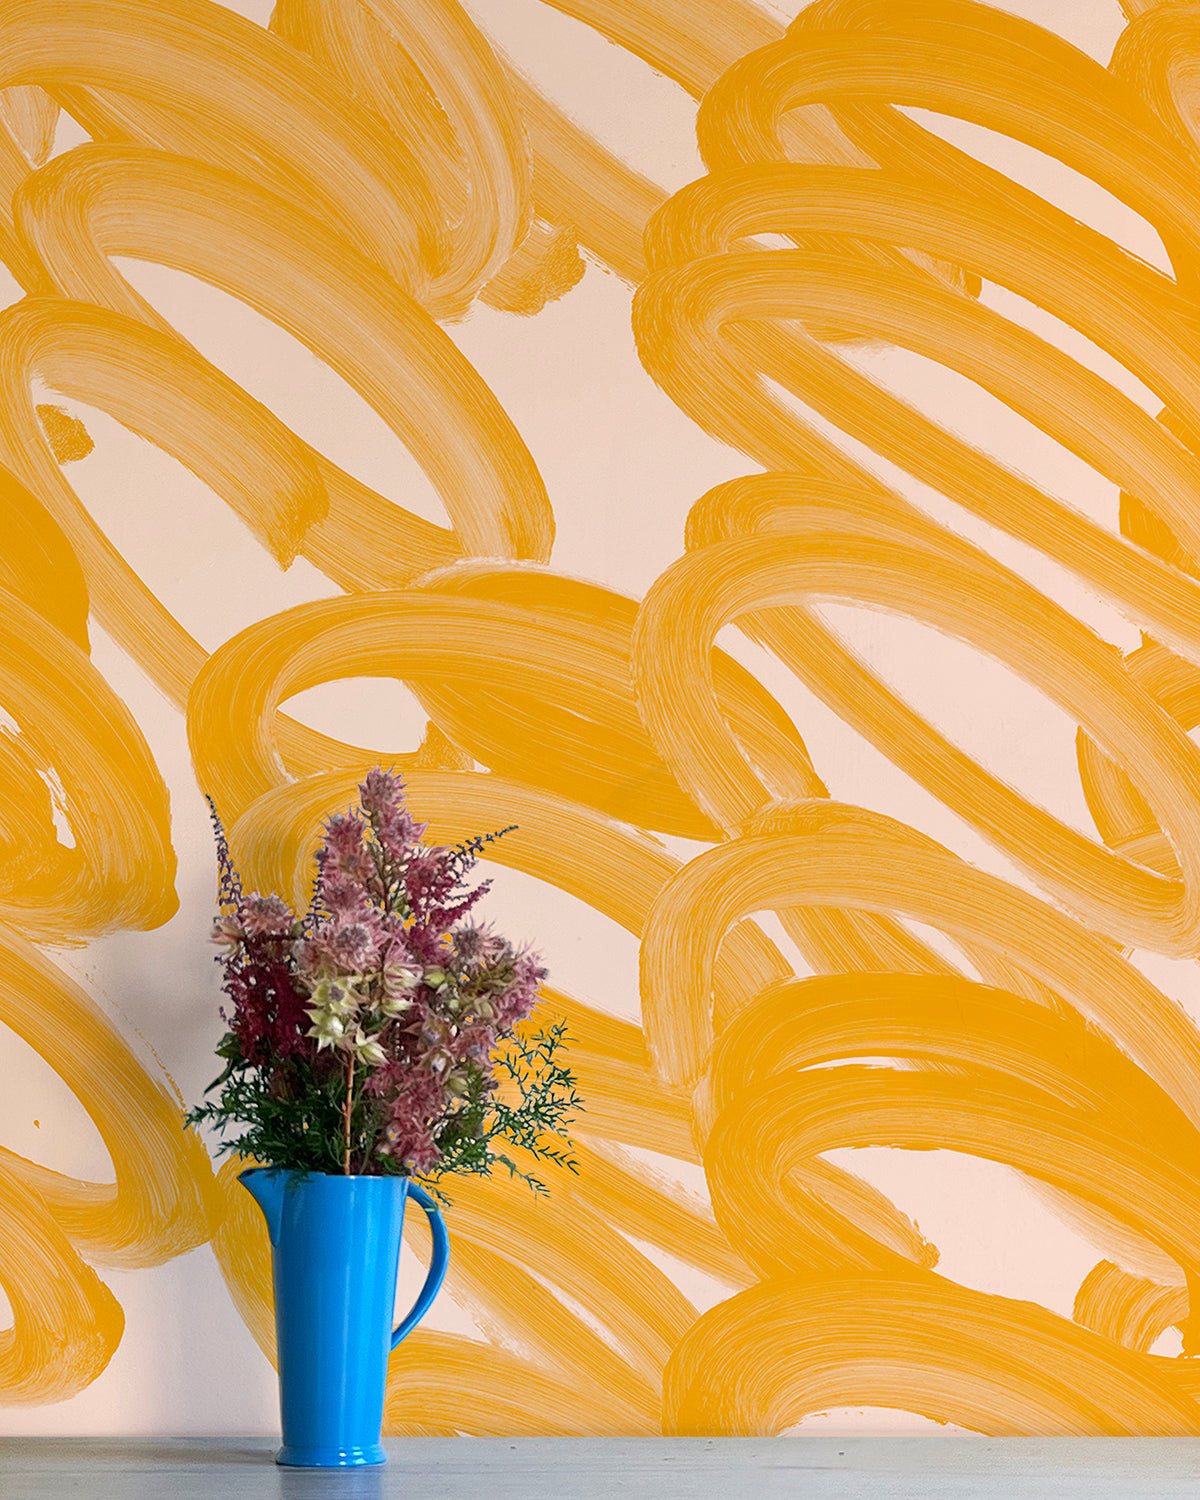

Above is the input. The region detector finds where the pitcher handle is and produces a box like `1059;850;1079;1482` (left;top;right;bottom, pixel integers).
392;1181;449;1348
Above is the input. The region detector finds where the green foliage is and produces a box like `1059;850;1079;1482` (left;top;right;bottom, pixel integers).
428;1020;582;1201
188;1045;357;1175
187;1019;581;1196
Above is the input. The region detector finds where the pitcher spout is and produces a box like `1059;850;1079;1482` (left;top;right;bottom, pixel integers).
239;1167;289;1246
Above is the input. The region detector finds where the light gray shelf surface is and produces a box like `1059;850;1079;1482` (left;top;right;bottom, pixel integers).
4;1437;1200;1499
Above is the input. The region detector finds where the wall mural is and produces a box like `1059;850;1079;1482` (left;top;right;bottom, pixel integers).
2;0;1200;1436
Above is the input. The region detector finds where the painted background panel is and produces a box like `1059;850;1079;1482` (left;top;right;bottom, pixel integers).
2;0;1200;1436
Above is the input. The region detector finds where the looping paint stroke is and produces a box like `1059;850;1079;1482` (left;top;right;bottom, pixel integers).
5;0;1200;1434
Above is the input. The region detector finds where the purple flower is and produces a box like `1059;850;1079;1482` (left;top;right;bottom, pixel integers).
493;949;547;1029
404;850;489;938
358;768;404;820
327;922;381;970
320;874;372;918
453;922;507;969
241;894;295;938
295;914;382;978
317;813;378;893
373;1070;447;1175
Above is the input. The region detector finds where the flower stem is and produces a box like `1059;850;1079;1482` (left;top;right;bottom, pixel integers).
342;1050;356;1174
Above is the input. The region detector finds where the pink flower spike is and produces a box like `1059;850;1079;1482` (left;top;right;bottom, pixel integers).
323;812;367;858
358;768;404;819
320;874;369;918
359;767;428;854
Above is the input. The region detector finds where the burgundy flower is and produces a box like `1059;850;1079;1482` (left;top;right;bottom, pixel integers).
223;954;313;1066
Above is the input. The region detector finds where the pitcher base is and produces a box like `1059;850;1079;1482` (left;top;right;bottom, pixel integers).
276;1443;387;1467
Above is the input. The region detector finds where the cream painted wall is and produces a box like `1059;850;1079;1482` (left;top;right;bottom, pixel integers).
3;0;1193;1435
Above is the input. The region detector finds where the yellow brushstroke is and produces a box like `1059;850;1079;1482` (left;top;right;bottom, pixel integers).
1079;639;1200;877
507;70;665;286
0;927;212;1266
0;294;346;736
1112;5;1200;166
1;0;454;305
634;244;1200;666
709;1063;1200;1283
187;574;819;837
2;298;328;563
15;149;548;563
1077;411;1200;885
0;585;175;943
0;85;57;169
698;969;1200;1283
35;404;92;463
413;1167;696;1429
616;0;1200;1428
478;220;586;316
0;926;212;1399
640;801;1200;1120
272;0;532;313
15;142;550;594
664;1277;1200;1435
690;945;1200;1343
635;480;1200;955
0;462;88;649
0;1169;123;1404
6;143;554;808
697;2;1200;261
1075;1261;1188;1354
0;81;54;293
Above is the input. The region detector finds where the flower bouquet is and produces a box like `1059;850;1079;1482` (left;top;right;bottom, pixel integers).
187;768;579;1467
188;767;578;1192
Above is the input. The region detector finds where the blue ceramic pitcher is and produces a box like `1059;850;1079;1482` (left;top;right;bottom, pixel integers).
240;1168;449;1468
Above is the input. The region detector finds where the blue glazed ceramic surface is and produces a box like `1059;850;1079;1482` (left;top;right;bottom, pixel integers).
240;1168;449;1468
